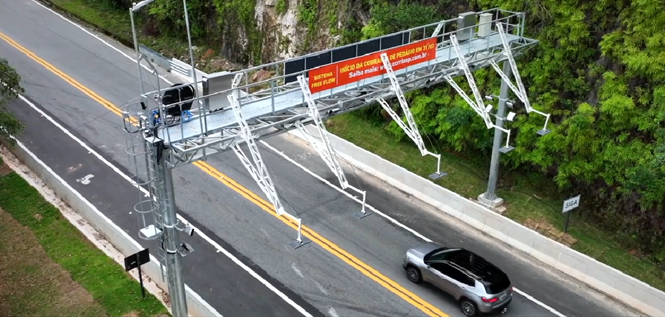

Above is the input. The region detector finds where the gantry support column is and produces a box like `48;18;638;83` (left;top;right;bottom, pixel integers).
151;140;189;317
478;61;512;208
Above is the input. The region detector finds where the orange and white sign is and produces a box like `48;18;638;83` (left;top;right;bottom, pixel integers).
308;38;437;94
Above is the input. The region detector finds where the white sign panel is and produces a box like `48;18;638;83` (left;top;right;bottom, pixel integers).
562;195;581;213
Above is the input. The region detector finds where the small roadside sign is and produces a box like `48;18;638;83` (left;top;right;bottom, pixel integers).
562;195;581;233
124;248;150;299
562;195;581;213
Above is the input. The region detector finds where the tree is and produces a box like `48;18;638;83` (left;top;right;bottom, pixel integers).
0;58;24;145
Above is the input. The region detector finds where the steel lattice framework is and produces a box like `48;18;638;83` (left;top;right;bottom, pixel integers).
123;8;539;166
121;9;546;315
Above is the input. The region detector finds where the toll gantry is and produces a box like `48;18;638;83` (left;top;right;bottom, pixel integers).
121;7;548;316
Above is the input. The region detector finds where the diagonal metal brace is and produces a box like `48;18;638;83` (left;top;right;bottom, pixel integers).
447;34;515;150
489;23;551;135
378;53;445;179
296;75;370;218
228;73;285;216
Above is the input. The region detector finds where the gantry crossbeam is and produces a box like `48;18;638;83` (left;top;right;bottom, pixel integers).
122;9;537;168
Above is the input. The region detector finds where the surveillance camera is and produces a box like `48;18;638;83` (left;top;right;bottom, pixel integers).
182;224;195;236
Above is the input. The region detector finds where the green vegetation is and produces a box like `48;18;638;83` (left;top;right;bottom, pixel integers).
0;58;25;145
0;205;109;317
0;168;169;317
350;0;665;260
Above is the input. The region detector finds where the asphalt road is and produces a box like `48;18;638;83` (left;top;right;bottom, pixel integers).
0;0;639;316
8;95;321;317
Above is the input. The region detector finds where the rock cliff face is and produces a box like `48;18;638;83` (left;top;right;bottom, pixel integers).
225;0;347;65
256;0;301;61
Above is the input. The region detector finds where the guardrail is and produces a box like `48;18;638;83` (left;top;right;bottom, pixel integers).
138;45;208;82
290;126;665;317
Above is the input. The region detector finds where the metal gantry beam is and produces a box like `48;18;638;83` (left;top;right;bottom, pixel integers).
376;52;446;180
295;75;370;219
131;10;537;166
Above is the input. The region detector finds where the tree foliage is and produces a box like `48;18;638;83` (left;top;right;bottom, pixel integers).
0;59;24;145
356;0;665;256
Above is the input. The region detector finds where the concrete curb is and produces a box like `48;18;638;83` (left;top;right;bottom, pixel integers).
4;140;221;317
288;126;665;317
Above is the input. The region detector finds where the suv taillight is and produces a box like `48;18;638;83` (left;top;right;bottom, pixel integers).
481;297;498;303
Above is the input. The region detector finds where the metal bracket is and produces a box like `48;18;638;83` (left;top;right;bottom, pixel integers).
378;53;445;180
296;75;371;218
489;23;551;136
178;242;194;257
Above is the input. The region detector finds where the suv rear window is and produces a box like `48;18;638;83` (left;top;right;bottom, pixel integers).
484;276;510;294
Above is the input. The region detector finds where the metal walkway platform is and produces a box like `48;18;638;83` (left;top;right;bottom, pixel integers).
122;9;537;169
165;33;520;142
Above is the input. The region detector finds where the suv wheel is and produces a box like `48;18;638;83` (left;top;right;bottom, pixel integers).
460;298;478;317
405;266;422;283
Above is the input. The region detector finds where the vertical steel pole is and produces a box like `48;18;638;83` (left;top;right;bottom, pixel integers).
182;0;206;132
480;60;512;207
153;144;189;317
129;9;146;95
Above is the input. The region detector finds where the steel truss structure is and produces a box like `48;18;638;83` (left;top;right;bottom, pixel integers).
121;7;542;270
295;76;370;219
228;73;310;248
124;8;537;168
444;23;550;153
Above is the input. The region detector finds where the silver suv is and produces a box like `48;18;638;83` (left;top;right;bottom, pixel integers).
403;242;513;316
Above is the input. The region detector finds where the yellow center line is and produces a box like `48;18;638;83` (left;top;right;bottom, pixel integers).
0;30;449;317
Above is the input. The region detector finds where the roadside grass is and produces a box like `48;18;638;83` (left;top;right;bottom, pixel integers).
40;0;665;294
0;166;169;317
0;207;109;317
326;113;665;292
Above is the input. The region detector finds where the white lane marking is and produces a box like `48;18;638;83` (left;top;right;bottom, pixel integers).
291;263;304;279
29;2;567;315
29;0;173;85
327;307;339;317
314;281;329;296
260;140;568;317
18;95;314;317
514;288;567;317
260;227;271;239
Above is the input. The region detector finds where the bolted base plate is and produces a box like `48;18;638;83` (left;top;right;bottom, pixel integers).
289;238;311;249
429;171;447;180
537;129;551;136
477;193;504;209
353;210;373;219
